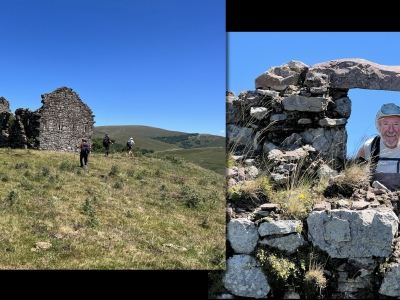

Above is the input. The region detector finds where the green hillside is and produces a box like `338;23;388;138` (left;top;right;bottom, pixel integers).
93;125;189;138
93;125;225;148
151;133;225;148
155;147;226;176
93;125;226;176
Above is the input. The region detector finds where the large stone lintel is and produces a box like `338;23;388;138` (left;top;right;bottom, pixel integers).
305;58;400;91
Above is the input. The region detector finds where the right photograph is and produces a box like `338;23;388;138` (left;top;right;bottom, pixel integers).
211;32;400;299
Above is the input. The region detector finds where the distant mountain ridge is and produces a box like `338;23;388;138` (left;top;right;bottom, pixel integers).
94;125;191;138
93;125;225;149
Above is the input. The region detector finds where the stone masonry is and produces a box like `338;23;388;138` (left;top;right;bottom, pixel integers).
223;59;400;299
228;58;400;173
0;86;95;151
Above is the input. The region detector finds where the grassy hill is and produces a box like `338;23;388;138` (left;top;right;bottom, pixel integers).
93;125;226;176
155;147;226;176
0;148;225;269
93;125;190;138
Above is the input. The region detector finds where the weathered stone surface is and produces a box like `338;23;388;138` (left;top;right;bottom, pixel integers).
318;164;338;178
281;133;303;149
318;117;347;127
334;97;352;118
307;209;398;258
250;106;269;120
227;218;259;254
226;168;237;178
223;254;270;299
255;60;308;90
259;233;306;253
282;95;329;112
244;165;258;180
313;203;327;211
226;124;254;148
262;141;279;154
258;220;302;236
270;113;287;122
305;58;400;91
351;201;370;210
259;203;278;211
244;159;255;166
298;118;312;124
379;263;400;296
226;95;244;124
301;128;347;161
256;88;280;98
267;148;308;163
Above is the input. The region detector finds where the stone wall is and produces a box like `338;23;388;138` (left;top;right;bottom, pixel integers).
223;59;400;299
0;86;95;151
0;96;12;147
228;58;400;172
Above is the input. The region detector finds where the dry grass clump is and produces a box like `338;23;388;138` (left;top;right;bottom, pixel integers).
227;174;274;208
271;186;315;219
342;161;371;186
304;256;327;298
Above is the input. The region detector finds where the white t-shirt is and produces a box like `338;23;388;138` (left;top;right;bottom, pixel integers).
363;136;400;173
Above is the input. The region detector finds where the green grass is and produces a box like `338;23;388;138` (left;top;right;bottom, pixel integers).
0;148;225;270
155;147;226;176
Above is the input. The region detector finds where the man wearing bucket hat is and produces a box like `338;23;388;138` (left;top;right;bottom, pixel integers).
356;103;400;190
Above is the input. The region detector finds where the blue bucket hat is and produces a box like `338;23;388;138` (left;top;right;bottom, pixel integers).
375;103;400;131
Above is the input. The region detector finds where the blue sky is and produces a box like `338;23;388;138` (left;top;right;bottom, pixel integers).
0;0;225;136
228;32;400;157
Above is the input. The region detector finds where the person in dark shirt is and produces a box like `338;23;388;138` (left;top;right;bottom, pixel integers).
102;133;113;157
76;138;91;169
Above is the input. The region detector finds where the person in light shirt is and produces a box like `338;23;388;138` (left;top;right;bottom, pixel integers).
356;103;400;190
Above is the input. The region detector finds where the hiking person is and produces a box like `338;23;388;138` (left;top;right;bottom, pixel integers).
356;103;400;190
126;137;135;157
102;133;113;157
76;138;91;169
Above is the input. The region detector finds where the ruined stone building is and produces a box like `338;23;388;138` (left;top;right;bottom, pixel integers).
0;86;95;151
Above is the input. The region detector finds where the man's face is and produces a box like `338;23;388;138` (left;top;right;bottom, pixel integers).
378;116;400;149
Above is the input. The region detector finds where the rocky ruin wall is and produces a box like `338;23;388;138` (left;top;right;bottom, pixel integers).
0;86;95;151
227;58;400;170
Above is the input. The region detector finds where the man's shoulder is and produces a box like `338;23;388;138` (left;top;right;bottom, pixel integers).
364;136;379;147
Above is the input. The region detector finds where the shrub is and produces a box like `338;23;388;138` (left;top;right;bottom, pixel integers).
113;181;123;189
5;189;18;204
109;165;119;176
59;160;74;172
181;185;202;208
15;162;29;169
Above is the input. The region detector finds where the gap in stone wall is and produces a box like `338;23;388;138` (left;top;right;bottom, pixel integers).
346;89;400;158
